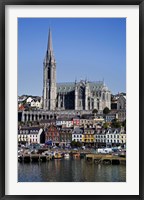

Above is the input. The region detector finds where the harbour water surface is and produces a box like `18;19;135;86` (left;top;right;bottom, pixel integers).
18;158;126;182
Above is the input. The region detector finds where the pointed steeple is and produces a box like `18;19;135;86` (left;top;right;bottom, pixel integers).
48;28;53;51
46;28;55;63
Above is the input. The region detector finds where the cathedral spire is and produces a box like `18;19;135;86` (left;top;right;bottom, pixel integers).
43;28;56;111
48;28;53;51
46;28;55;62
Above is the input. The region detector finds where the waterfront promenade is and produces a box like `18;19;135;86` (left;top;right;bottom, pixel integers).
18;148;126;165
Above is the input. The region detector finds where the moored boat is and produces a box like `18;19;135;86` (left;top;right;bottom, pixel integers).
64;153;70;158
54;152;63;159
73;153;80;158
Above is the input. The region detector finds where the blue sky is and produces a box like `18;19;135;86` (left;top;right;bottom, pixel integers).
18;18;126;96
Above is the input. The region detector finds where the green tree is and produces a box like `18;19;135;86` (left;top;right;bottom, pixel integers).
76;141;82;147
103;107;110;115
92;109;98;114
103;122;109;129
111;118;121;128
71;140;77;147
71;141;82;148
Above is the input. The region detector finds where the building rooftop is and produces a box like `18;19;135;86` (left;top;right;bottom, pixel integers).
56;81;107;93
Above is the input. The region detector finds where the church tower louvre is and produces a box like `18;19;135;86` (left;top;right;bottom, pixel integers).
43;28;57;110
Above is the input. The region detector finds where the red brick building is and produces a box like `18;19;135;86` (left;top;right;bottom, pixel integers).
45;125;60;145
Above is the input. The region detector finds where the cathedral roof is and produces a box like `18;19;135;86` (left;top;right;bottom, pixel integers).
57;81;106;93
89;81;104;91
57;82;75;93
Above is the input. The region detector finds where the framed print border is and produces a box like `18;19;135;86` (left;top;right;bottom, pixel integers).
0;0;144;199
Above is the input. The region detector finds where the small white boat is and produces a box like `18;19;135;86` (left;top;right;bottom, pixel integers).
64;153;70;158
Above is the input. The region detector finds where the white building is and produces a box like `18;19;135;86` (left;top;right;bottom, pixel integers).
95;127;126;147
30;99;42;109
72;127;83;142
56;118;73;128
26;97;33;103
106;127;126;146
117;94;126;110
95;129;106;144
18;127;44;144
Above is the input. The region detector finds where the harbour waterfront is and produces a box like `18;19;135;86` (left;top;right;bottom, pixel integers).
18;21;126;184
18;158;126;182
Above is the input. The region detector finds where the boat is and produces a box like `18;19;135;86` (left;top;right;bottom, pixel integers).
73;153;80;158
80;153;85;158
54;152;63;159
64;153;70;158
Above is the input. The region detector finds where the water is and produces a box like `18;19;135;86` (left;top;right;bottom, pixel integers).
18;158;126;182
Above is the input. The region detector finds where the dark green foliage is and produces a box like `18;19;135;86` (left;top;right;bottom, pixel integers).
103;107;110;115
111;118;121;128
71;140;82;148
103;122;109;129
92;109;98;114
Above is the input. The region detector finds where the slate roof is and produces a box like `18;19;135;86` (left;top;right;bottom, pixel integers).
107;128;121;134
18;127;41;134
56;81;105;93
57;82;75;93
89;81;104;91
73;127;83;134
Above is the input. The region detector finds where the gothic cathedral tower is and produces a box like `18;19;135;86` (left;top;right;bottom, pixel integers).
43;29;57;110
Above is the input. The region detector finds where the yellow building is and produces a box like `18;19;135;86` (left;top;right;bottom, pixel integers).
82;128;95;144
120;132;126;144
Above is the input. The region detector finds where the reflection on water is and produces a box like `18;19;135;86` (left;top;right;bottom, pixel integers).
18;158;126;182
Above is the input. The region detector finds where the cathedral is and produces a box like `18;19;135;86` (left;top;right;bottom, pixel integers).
43;29;111;111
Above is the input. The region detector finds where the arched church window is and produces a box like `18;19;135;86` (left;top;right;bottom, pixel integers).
61;101;63;107
92;100;94;109
48;68;50;79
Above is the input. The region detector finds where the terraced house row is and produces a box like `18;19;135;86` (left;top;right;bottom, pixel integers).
18;126;126;147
